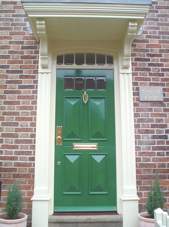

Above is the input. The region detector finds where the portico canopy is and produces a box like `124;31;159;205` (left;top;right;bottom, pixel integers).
22;0;151;41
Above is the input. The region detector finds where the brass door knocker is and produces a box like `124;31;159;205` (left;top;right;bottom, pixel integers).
82;91;88;104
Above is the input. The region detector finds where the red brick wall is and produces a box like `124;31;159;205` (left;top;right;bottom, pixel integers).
0;0;38;220
132;0;169;211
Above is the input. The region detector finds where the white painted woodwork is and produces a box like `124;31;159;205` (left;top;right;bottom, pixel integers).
119;67;139;227
31;68;51;227
36;20;48;69
23;2;150;19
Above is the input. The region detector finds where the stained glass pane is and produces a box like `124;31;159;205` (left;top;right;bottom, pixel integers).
86;78;95;89
75;78;84;90
97;78;106;89
64;78;74;89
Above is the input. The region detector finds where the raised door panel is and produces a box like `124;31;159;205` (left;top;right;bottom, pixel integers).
63;97;82;140
62;154;82;195
88;98;106;140
89;154;108;194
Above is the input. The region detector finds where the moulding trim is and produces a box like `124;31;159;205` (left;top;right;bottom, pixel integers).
23;3;150;19
121;195;139;201
32;195;50;201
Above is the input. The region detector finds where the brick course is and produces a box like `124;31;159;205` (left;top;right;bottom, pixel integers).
0;0;38;222
132;0;169;211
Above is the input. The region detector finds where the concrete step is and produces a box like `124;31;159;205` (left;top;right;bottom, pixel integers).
49;214;123;227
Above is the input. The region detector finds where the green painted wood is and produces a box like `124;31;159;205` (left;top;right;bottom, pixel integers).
89;98;106;140
64;98;82;139
54;69;116;212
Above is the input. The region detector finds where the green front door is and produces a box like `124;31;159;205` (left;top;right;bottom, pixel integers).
54;69;116;212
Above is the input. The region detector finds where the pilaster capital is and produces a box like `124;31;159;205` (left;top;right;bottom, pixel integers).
36;19;49;70
120;21;139;71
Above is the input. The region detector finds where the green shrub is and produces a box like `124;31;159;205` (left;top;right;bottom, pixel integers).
5;184;22;219
146;179;165;218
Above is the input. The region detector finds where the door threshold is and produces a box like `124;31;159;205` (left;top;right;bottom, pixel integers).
53;211;118;215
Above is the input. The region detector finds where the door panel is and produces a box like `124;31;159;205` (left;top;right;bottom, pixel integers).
89;154;108;194
64;97;81;140
88;98;106;140
63;154;82;195
54;69;116;212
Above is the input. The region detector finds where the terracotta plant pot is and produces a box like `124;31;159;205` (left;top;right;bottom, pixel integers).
0;212;27;227
138;212;155;227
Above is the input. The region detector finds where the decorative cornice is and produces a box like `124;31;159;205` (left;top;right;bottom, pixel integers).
23;3;150;19
121;21;139;70
36;19;49;69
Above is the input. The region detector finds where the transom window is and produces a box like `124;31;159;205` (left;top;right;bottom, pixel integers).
57;53;113;66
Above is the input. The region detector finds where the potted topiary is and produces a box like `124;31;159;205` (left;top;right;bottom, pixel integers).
0;184;27;227
138;178;165;227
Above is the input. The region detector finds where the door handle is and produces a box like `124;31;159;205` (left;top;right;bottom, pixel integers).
56;126;62;145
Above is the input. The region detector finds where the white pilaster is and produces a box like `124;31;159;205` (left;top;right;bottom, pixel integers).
119;21;139;227
32;19;50;227
32;69;51;227
120;68;139;227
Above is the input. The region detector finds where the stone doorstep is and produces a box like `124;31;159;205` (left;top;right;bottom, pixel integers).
48;214;123;223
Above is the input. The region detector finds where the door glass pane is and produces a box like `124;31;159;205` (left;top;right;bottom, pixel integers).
86;78;95;89
64;78;74;89
75;78;84;90
97;78;106;89
86;54;95;65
